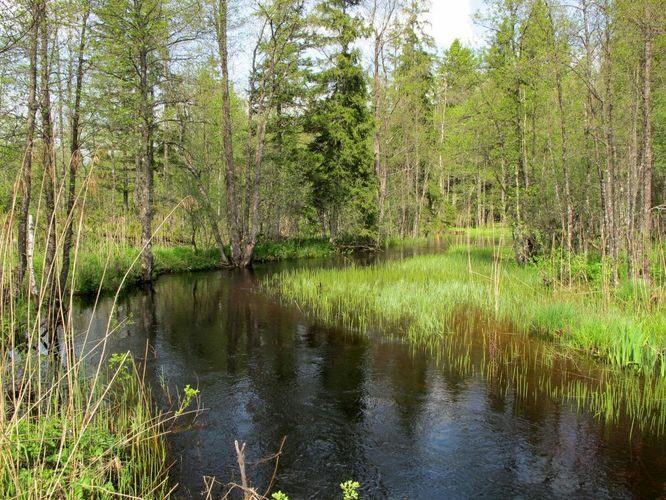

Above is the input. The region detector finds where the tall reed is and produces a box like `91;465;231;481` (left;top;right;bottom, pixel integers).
0;175;193;497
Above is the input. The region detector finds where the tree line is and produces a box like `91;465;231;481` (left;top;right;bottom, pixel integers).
0;0;664;288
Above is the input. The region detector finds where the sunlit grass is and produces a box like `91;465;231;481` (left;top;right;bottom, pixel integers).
273;244;666;376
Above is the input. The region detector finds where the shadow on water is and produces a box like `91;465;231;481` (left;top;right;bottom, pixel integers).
73;240;666;498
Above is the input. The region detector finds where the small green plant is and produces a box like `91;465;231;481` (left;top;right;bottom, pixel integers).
108;352;132;384
271;491;290;500
175;384;200;416
340;480;360;500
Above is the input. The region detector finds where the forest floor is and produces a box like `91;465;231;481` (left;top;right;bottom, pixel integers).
274;241;666;377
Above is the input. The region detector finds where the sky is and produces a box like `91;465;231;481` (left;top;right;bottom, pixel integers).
427;0;486;50
230;0;488;89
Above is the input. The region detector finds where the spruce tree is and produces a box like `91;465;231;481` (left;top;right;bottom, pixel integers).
306;0;375;242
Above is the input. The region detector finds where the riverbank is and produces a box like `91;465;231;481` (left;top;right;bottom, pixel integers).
68;238;335;296
274;244;666;376
55;232;503;297
0;348;175;497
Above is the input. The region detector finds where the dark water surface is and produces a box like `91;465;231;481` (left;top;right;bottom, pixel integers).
74;244;666;499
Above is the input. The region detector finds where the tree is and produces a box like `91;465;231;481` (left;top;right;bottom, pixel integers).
306;0;375;241
389;0;435;238
38;0;59;336
94;0;193;280
366;0;397;238
14;0;40;293
60;0;90;293
236;0;309;266
213;0;237;265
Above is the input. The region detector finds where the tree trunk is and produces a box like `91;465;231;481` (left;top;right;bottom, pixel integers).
123;153;129;213
60;8;89;293
373;31;386;240
627;63;641;279
27;214;38;299
216;0;241;266
39;0;60;350
553;53;573;259
246;111;270;266
138;43;154;282
602;12;619;286
15;1;40;292
640;22;654;283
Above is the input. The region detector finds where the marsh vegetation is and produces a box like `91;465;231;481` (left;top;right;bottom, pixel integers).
1;0;666;496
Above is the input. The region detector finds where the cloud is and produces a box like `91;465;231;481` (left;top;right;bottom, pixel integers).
427;0;484;50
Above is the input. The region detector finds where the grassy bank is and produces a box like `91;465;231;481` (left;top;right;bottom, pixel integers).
274;244;666;376
58;238;335;296
1;239;201;497
0;347;175;497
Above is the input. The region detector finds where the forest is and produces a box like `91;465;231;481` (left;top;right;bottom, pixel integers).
0;0;665;497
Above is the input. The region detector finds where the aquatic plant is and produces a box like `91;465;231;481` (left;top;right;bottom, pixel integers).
341;480;361;500
273;243;666;376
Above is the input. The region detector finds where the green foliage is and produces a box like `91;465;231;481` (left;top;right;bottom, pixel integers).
9;418;118;495
306;0;376;240
175;384;200;417
535;251;603;285
254;239;334;261
269;479;360;500
109;352;133;384
340;480;360;500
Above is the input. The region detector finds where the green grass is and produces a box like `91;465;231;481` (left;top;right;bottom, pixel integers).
273;244;666;376
61;239;335;296
0;351;174;498
254;238;334;262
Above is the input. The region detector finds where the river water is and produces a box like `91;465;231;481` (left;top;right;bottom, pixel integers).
73;243;666;498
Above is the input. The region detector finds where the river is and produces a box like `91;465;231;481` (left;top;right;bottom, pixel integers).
73;242;666;498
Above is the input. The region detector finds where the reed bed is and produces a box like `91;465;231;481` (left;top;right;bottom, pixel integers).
0;351;172;497
0;203;196;497
0;286;176;497
273;244;666;376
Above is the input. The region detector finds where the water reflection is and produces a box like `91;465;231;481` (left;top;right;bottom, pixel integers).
73;247;666;498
